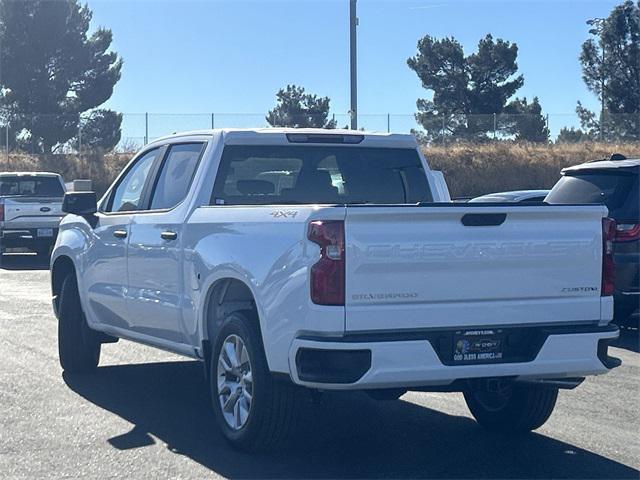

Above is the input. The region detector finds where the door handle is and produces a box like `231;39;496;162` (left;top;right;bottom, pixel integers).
160;231;178;241
113;230;128;239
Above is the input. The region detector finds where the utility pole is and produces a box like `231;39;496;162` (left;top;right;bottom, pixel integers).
1;35;5;156
588;17;606;140
349;0;358;130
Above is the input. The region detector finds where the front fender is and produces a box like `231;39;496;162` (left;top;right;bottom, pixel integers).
50;216;93;318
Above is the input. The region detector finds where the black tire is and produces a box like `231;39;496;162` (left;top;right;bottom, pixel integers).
210;311;300;451
58;275;101;373
463;380;558;433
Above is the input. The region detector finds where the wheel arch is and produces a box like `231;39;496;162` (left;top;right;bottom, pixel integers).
51;255;77;314
201;277;264;375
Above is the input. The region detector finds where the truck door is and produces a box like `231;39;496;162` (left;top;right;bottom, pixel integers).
83;148;161;330
126;142;205;344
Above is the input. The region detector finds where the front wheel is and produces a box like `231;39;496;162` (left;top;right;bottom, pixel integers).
210;311;300;451
58;275;101;373
463;379;558;433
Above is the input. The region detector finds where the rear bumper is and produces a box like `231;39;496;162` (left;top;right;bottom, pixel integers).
0;227;59;249
288;324;620;390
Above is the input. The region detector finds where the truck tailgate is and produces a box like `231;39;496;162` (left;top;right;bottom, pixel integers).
345;205;608;332
2;197;64;225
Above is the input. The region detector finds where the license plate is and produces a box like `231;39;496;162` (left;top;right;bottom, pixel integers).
37;228;53;238
453;329;504;363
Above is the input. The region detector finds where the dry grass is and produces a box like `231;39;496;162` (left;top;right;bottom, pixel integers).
424;142;640;198
1;142;639;198
0;151;131;196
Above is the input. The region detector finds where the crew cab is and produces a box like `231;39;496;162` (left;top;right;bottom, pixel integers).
0;172;66;259
51;129;620;451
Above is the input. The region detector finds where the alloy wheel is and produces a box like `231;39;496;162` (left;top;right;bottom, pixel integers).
217;334;253;430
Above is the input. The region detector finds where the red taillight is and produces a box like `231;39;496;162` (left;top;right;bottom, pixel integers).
615;223;640;242
308;220;345;306
0;201;4;222
602;218;616;297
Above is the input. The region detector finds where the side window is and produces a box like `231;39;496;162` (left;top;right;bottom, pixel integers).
107;148;159;212
150;143;204;210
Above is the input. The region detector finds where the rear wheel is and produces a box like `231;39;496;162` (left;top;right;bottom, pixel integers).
463;379;558;433
58;275;101;373
210;311;300;451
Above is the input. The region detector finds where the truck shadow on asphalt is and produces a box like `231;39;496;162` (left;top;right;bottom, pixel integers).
0;253;49;271
64;361;639;479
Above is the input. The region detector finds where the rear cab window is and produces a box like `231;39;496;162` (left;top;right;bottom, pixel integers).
150;143;204;210
0;176;64;197
211;146;432;205
546;170;639;220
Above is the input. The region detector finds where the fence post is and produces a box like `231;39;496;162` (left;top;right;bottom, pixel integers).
78;122;82;157
441;114;446;146
493;113;497;140
30;116;34;154
5;124;8;162
144;112;149;144
387;113;390;133
546;114;550;140
211;113;215;129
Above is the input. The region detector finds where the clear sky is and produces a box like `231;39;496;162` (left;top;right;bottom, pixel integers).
87;0;621;138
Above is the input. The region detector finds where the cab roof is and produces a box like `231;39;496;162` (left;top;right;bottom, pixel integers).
562;158;640;174
471;190;550;202
149;128;419;149
0;171;62;177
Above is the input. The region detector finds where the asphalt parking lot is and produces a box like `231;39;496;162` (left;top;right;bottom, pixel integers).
1;252;639;480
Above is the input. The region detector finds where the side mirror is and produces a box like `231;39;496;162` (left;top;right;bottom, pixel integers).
62;191;97;216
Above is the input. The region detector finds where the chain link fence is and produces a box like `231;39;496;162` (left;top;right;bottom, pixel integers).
1;112;638;198
0;112;638;157
118;112;640;148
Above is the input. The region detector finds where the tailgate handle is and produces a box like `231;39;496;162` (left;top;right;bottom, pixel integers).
461;213;507;227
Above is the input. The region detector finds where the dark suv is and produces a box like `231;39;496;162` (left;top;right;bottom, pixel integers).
546;155;639;326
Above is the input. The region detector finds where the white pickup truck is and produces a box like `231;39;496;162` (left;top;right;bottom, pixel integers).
0;172;66;259
51;129;620;451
